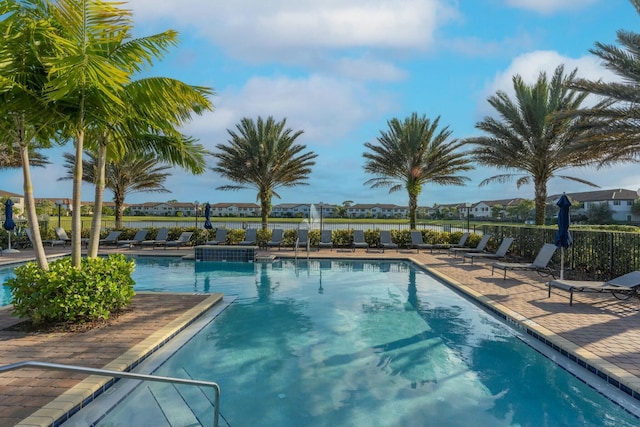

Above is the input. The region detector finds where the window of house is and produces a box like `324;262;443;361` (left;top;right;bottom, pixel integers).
613;200;621;206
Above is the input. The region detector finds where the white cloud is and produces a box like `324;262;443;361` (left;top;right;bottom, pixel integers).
186;74;395;151
128;0;458;59
504;0;599;14
474;50;619;116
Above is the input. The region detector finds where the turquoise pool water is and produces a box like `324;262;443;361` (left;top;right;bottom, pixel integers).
60;257;640;427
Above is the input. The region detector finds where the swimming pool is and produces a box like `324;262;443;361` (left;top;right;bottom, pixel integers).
61;257;639;427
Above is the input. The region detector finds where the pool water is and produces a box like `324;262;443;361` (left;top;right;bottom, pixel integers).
68;258;639;427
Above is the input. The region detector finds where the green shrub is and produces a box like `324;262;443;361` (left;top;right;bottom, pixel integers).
6;254;136;324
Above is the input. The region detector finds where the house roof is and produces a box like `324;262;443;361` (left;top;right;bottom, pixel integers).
349;203;405;209
549;189;638;203
211;202;260;209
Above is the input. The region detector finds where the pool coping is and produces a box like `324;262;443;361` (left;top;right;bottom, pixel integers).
14;292;223;427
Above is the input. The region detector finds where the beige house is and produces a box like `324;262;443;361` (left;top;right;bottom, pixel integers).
0;190;25;218
549;189;639;222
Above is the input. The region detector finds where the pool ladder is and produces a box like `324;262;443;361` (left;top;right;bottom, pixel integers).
294;237;310;261
0;360;221;427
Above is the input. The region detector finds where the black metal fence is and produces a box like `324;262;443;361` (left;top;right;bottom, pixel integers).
483;225;640;280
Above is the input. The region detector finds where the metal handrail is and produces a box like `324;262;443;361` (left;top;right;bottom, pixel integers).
0;360;220;427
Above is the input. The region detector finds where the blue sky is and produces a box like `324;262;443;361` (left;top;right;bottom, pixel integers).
3;0;640;207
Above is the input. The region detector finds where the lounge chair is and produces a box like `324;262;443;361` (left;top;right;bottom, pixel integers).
491;243;557;280
99;231;122;246
351;230;369;252
410;231;432;253
410;231;470;253
54;227;71;245
164;231;193;249
117;229;148;249
378;230;398;252
297;229;310;251
547;271;640;306
449;234;492;258
463;237;514;265
239;228;257;245
266;229;283;250
27;228;66;247
140;228;169;249
318;230;333;251
206;228;227;245
55;227;89;247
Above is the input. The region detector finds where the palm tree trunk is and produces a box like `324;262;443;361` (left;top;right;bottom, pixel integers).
18;140;48;270
114;196;124;229
408;193;418;229
71;129;84;268
88;142;107;258
534;182;548;226
260;193;271;230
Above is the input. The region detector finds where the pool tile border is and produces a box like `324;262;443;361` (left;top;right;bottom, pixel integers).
15;292;224;427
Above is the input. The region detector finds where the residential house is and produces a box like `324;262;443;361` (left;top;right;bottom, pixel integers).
0;190;25;218
549;189;639;222
210;202;260;217
346;203;408;219
472;198;527;219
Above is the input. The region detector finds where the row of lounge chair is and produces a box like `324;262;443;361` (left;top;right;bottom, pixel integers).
204;228;258;246
28;228;194;249
432;234;640;307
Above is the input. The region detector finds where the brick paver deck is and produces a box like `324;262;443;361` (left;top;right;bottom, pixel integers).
0;245;639;426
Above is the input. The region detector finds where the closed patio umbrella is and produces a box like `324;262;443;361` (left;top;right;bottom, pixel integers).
204;202;213;230
3;198;19;253
553;193;572;280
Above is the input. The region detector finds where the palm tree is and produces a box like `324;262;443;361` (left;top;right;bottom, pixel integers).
212;116;317;230
565;0;640;163
0;0;64;270
465;65;606;225
363;113;473;229
0;145;49;169
81;77;212;257
43;0;212;266
60;152;172;228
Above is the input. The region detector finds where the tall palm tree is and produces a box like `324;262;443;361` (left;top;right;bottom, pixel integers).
81;77;212;257
43;0;212;266
212;116;317;230
565;0;640;162
363;113;473;229
60;152;172;228
0;0;64;270
465;65;606;225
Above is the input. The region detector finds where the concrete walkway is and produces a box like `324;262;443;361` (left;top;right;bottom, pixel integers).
0;245;639;426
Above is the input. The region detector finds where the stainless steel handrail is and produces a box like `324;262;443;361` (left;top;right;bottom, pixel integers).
0;360;220;427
